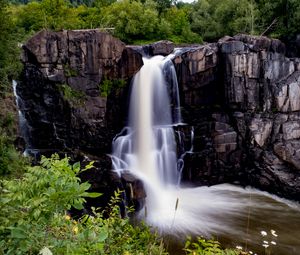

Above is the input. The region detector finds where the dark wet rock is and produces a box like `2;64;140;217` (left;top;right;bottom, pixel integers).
148;40;174;56
121;171;146;211
173;34;300;201
19;29;143;155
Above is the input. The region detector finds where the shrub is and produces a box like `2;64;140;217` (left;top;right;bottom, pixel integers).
0;155;167;255
0;109;27;176
58;84;86;106
99;78;126;97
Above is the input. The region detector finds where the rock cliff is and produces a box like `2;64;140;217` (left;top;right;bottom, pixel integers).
19;30;300;201
173;35;300;201
19;29;143;155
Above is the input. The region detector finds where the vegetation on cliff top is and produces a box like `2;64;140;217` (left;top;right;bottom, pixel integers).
7;0;300;43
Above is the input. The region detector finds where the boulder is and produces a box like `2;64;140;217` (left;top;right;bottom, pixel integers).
149;40;174;56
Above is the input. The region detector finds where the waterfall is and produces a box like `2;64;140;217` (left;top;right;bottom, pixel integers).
12;80;32;155
112;56;180;184
111;55;300;253
112;55;243;234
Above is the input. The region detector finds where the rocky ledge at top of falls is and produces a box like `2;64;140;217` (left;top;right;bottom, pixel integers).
18;30;300;202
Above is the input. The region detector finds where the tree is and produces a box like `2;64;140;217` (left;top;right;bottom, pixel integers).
0;0;10;67
190;0;219;41
155;0;173;14
256;0;300;39
102;0;160;43
0;0;22;95
163;6;202;43
191;0;258;41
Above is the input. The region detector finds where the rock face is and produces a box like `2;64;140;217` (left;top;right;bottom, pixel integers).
19;29;143;155
19;31;300;201
173;34;300;201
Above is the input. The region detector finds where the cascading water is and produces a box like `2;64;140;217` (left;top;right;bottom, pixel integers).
12;80;32;155
112;55;300;254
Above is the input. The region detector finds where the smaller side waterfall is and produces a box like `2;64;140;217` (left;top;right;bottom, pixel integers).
163;58;182;125
12;80;32;155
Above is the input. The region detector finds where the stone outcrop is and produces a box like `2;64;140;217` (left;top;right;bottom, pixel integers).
19;29;143;155
173;34;300;200
19;31;300;201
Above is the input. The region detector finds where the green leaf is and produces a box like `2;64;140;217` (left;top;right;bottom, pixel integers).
98;229;108;242
80;182;91;191
73;200;84;210
72;162;80;174
84;192;102;198
10;227;26;239
0;197;11;204
85;161;94;170
33;209;41;219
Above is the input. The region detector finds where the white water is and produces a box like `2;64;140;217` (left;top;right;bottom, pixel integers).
13;80;26;130
12;80;32;155
111;56;300;254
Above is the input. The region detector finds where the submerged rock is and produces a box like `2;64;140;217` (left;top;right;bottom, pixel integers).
121;171;146;211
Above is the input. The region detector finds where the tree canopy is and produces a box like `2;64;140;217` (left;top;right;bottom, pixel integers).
5;0;300;44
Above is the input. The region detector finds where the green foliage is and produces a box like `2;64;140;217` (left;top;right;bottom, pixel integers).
99;78;126;97
63;64;78;78
184;236;244;255
102;0;160;43
163;6;202;43
0;106;27;176
0;155;167;254
10;0;299;44
93;0;116;8
0;0;23;96
154;0;173;14
14;0;88;32
59;84;86;105
0;136;27;176
101;0;201;43
93;192;168;255
256;0;300;39
191;0;258;41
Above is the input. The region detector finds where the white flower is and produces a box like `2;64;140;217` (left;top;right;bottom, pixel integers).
249;251;253;254
263;240;269;244
261;230;267;236
262;244;270;248
236;245;243;250
271;241;277;245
